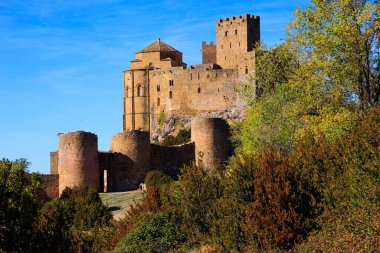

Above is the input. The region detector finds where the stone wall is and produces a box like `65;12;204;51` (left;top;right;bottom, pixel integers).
150;142;195;179
40;174;59;200
149;66;244;139
202;41;216;64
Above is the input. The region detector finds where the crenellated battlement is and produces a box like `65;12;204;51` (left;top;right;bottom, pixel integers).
218;14;259;24
202;41;215;47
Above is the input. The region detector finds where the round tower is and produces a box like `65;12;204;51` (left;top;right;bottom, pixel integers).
191;118;231;169
110;131;151;190
58;131;99;193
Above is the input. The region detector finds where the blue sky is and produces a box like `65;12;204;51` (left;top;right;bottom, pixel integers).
0;0;309;174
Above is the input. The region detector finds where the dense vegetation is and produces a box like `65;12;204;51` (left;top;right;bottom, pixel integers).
0;159;113;253
1;0;379;252
111;0;380;252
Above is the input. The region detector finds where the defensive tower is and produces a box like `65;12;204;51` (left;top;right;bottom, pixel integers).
202;41;217;64
191;118;231;169
57;131;100;193
216;14;260;74
110;131;151;190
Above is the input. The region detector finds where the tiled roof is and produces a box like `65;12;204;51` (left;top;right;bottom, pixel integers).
137;39;179;53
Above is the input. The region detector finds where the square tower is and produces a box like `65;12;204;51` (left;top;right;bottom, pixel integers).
216;14;260;71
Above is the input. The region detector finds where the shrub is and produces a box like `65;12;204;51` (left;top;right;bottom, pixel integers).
160;128;191;146
145;170;172;188
177;163;223;239
241;149;302;250
112;186;163;247
116;212;186;253
294;203;380;252
211;154;256;251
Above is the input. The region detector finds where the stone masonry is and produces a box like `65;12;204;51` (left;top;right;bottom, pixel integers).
123;14;260;140
41;13;260;197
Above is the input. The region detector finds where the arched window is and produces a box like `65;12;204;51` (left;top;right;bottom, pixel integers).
157;85;160;92
137;84;142;96
245;67;249;74
198;87;201;93
169;91;173;99
157;98;160;106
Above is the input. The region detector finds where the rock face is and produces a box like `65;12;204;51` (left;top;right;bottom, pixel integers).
150;105;244;142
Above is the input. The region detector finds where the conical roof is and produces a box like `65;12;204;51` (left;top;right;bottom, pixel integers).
137;39;179;53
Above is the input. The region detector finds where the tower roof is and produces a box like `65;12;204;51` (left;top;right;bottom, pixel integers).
137;39;179;53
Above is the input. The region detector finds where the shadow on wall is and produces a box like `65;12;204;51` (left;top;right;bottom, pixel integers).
99;152;139;192
151;142;195;180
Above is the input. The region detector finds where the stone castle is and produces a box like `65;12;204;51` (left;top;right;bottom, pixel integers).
40;13;260;197
124;13;259;139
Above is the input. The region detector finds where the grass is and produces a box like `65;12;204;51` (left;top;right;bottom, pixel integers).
99;190;144;220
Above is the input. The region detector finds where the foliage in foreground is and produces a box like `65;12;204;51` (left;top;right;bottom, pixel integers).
113;109;379;252
116;212;186;253
0;159;42;252
37;186;113;253
0;160;113;253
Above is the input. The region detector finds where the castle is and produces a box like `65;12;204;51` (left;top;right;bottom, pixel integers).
123;14;259;138
40;13;260;197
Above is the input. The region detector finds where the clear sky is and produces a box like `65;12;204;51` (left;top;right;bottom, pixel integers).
0;0;310;174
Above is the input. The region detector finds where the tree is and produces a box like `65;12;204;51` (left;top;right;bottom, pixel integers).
37;186;113;252
239;1;380;154
0;159;42;252
288;0;380;109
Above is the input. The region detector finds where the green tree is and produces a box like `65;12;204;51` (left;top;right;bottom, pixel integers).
288;0;380;109
116;212;186;253
239;1;380;154
37;186;113;253
0;159;42;252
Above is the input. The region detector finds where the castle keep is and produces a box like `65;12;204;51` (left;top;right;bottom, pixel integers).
42;14;259;197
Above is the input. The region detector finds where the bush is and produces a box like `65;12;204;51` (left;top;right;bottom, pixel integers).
240;149;302;250
112;186;164;248
215;152;303;251
116;212;186;253
160;128;191;146
294;203;380;252
177;163;223;241
145;170;172;188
